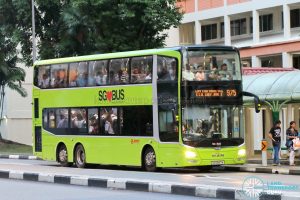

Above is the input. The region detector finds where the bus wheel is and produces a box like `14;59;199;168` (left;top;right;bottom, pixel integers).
75;144;86;168
198;166;212;172
57;144;72;167
143;147;157;172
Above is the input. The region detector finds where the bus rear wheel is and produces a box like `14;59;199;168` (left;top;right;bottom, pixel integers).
75;144;86;168
57;144;72;167
143;147;157;172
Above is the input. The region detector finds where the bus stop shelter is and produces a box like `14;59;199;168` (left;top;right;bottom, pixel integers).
243;70;300;156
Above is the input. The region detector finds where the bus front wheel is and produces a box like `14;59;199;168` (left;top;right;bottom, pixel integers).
143;147;157;172
57;144;72;167
74;144;86;168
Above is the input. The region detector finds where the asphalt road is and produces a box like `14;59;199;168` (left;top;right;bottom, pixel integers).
0;179;220;200
0;158;299;193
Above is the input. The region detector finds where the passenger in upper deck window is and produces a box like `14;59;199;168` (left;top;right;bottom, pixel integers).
182;64;194;81
145;70;152;81
54;69;67;88
195;66;205;81
95;71;106;85
109;71;117;84
69;69;78;87
131;66;140;83
219;63;232;80
208;65;219;81
76;72;88;87
39;73;50;88
116;69;128;83
158;65;171;81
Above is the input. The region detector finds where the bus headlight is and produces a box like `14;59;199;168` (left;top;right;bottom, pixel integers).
238;149;246;157
185;151;197;159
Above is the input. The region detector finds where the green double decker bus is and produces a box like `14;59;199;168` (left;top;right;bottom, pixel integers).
33;45;251;171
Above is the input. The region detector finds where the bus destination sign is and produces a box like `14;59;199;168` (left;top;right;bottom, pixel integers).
194;89;237;98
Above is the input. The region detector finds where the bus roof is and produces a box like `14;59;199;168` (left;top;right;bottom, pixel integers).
34;45;238;66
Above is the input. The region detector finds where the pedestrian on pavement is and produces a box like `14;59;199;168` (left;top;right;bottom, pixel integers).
286;121;298;166
268;120;282;166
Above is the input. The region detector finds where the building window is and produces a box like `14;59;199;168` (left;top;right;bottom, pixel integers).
291;9;300;28
261;55;282;68
179;23;195;45
220;22;224;38
230;18;246;36
293;55;300;69
259;14;273;32
201;24;217;41
250;17;253;33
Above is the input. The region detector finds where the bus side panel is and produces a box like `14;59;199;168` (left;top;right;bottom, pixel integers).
157;143;182;167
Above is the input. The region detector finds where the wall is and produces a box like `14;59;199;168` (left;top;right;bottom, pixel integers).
0;64;33;145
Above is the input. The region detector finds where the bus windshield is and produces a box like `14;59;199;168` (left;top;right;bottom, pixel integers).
182;105;244;147
183;50;241;81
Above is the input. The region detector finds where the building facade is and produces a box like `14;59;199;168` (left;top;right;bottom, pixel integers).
166;0;300;156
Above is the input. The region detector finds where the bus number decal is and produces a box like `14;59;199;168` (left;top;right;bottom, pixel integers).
99;89;125;102
131;139;140;144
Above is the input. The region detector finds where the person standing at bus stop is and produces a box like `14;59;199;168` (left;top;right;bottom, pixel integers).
286;121;298;166
268;120;282;166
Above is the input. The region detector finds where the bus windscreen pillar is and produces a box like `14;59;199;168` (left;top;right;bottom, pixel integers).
261;140;267;166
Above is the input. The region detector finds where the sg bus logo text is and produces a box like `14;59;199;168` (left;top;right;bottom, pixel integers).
98;89;125;102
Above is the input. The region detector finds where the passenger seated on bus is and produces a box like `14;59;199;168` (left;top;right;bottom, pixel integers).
208;65;219;80
139;69;147;81
182;64;195;81
116;69;128;83
131;66;141;83
53;69;67;88
76;72;88;87
218;63;232;80
39;73;50;88
89;116;99;134
104;114;114;134
87;73;95;86
95;71;107;85
157;66;171;80
109;71;117;84
69;69;78;87
194;66;205;81
57;115;68;128
145;70;152;81
72;113;86;129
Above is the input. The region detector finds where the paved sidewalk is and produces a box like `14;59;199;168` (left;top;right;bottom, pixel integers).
219;158;300;176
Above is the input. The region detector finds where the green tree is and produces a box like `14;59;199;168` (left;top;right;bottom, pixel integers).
0;0;182;66
0;31;27;138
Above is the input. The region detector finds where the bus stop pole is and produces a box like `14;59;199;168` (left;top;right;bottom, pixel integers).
261;139;267;166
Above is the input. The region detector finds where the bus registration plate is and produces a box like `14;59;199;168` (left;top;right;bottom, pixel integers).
211;160;224;165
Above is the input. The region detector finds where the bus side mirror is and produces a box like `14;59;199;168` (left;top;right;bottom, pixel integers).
254;98;261;113
242;91;261;113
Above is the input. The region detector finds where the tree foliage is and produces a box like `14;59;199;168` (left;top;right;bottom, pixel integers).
1;0;182;66
0;30;27;122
